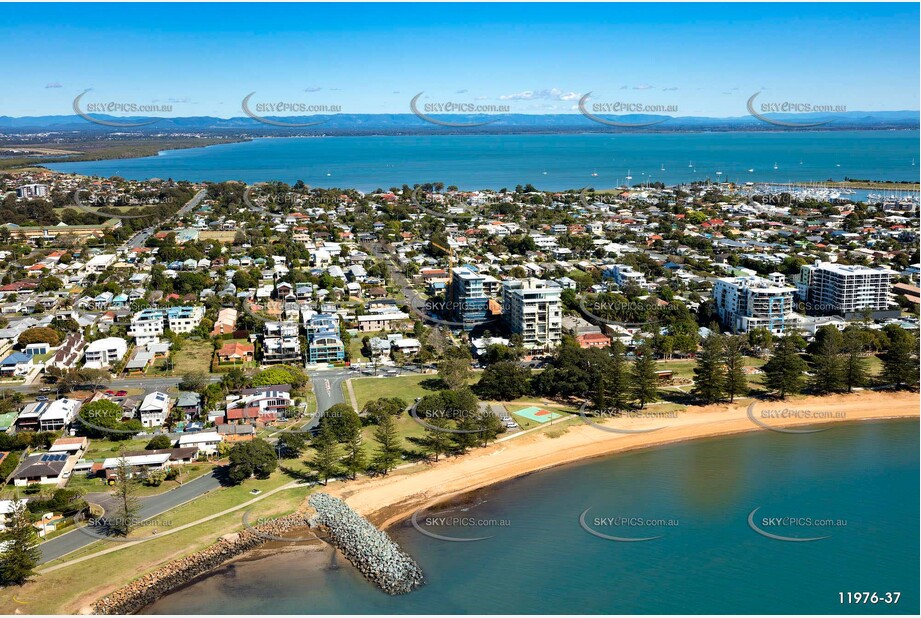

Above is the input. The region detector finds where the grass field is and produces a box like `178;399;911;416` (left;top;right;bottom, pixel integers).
348;372;482;410
149;339;213;376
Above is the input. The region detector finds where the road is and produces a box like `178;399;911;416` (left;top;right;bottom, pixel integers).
308;368;352;425
4;374;221;396
38;468;223;564
124;188;207;250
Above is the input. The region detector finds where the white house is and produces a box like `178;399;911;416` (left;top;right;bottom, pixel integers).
39;398;81;431
83;337;128;369
139;391;170;428
84;254;117;274
177;431;222;456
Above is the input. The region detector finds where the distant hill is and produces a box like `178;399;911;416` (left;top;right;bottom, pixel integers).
0;111;917;134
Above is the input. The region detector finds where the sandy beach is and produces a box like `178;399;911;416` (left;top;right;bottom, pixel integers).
328;391;919;530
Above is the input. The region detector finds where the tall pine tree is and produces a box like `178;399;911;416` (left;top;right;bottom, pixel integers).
373;413;402;474
631;345;659;409
608;341;632;412
0;500;39;586
880;325;920;389
310;422;341;485
692;334;727;404
841;328;869;393
762;334;807;399
809;326;845;394
722;335;748;403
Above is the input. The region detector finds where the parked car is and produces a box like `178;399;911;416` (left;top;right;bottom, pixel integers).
115;390;128;397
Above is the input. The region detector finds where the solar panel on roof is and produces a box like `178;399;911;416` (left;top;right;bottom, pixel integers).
40;453;67;462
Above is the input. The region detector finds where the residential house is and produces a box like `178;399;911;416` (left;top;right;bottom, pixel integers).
138;391;170;428
83;337;128;369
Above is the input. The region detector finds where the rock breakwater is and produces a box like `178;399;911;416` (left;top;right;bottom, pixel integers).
308;493;423;595
91;513;311;615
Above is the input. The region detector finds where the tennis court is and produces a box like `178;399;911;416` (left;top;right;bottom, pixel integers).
513;406;563;423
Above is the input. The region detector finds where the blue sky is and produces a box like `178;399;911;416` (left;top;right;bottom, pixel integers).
1;2;918;117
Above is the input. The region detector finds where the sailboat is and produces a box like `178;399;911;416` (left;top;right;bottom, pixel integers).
773;162;778;170
591;170;598;177
625;169;633;181
660;164;665;172
688;161;693;168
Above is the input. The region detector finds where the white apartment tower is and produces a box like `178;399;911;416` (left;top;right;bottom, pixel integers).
502;279;563;350
712;274;797;334
798;261;894;315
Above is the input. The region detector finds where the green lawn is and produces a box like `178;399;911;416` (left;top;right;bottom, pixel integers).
6;479;313;614
348;374;434;410
149;339;213;376
348;372;482;410
83;438;150;460
347;338;369;363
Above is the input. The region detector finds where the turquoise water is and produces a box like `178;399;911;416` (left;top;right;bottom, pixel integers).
49;132;920;191
143;419;919;614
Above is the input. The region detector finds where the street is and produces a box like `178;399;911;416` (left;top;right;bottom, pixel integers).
38;468;223;564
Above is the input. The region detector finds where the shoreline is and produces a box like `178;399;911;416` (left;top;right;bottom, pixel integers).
88;390;917;614
322;391;919;531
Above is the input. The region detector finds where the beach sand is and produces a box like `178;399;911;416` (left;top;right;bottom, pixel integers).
326;391;919;530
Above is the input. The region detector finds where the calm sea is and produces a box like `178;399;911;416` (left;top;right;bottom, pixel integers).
143;419;919;615
48;131;920;191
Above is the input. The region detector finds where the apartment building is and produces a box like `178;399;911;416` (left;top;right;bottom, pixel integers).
83;337;128;368
603;264;648;289
262;321;301;364
449;266;489;331
306;314;344;364
128;306;205;344
502;278;563;350
797;261;894;316
356;312;410;333
712;274;797;334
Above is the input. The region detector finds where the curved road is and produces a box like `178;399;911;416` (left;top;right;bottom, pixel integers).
38;469;223;564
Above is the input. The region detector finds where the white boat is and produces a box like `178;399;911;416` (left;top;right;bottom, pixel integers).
773;162;778;170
